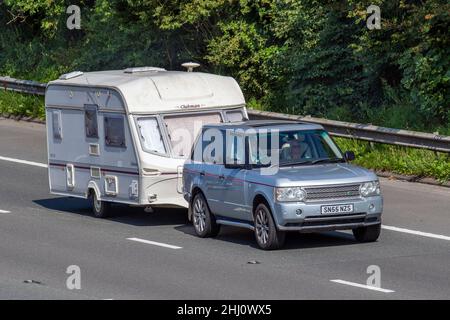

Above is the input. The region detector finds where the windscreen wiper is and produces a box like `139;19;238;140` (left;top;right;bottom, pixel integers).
310;158;345;164
279;160;314;167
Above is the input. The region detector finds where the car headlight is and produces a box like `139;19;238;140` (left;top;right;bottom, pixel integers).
360;181;380;197
275;187;306;202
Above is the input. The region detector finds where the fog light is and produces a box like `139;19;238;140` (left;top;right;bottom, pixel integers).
369;203;375;210
295;209;302;215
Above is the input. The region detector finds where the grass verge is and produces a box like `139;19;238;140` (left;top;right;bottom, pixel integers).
335;137;450;183
0;90;45;120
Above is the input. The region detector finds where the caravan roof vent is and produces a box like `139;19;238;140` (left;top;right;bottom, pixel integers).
124;67;166;74
59;71;84;80
181;62;200;72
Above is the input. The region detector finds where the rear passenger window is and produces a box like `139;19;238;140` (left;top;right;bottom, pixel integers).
202;130;224;164
191;128;224;164
104;115;126;148
225;131;246;165
85;105;98;138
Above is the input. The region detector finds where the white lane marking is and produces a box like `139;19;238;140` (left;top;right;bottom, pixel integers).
126;237;182;250
382;224;450;241
331;279;395;293
0;209;11;213
0;155;47;168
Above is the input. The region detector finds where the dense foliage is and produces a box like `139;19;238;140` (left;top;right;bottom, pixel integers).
0;0;449;133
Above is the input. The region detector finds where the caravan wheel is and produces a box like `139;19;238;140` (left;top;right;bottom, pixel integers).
91;191;111;218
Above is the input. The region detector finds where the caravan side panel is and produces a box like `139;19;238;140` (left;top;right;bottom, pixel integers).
45;85;141;205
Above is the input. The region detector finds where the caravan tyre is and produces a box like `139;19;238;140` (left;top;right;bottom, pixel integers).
91;191;111;218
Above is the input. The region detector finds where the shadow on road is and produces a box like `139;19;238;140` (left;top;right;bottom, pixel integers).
34;196;360;250
34;197;92;216
175;224;359;250
33;196;189;226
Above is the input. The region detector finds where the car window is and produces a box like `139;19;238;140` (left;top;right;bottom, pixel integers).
248;132;273;166
280;132;314;161
225;130;246;165
248;129;342;166
191;127;224;164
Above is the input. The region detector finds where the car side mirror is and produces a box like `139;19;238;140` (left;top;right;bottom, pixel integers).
344;151;355;161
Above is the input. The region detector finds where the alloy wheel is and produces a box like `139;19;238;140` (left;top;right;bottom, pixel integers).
193;197;207;233
255;209;270;245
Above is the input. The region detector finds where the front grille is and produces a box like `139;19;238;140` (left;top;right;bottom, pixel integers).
301;217;365;227
283;213;369;228
304;184;361;202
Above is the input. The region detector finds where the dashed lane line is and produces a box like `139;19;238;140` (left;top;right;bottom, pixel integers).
0;155;47;168
330;279;395;293
126;237;183;250
382;224;450;241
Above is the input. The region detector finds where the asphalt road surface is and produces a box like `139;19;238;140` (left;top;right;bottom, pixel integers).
0;118;449;299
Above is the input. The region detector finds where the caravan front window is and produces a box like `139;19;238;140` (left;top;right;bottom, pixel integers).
136;117;166;154
164;112;222;158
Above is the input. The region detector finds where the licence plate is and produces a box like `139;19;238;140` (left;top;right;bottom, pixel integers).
321;204;354;214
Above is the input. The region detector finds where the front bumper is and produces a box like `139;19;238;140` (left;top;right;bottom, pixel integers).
273;196;383;232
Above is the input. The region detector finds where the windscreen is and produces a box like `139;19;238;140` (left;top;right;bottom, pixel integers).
249;129;343;167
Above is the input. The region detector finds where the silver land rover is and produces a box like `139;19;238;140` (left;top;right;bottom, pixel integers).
182;120;383;250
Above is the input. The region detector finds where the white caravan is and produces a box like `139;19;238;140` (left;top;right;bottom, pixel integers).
45;66;247;217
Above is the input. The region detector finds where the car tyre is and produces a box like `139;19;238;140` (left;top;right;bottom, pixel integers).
191;192;220;238
254;203;286;250
352;223;381;242
91;191;111;218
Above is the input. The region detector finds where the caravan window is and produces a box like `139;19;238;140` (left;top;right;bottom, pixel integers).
52;110;62;139
85;106;98;138
164;112;222;158
225;109;245;122
136;117;166;154
104;116;126;148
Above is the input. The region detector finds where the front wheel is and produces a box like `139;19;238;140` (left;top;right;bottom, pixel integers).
254;203;286;250
91;191;111;218
352;223;381;242
191;193;220;238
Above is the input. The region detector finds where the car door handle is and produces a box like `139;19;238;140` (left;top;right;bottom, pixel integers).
200;171;205;176
218;175;225;180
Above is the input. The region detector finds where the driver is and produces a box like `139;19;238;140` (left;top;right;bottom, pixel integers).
289;139;303;160
280;136;309;161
